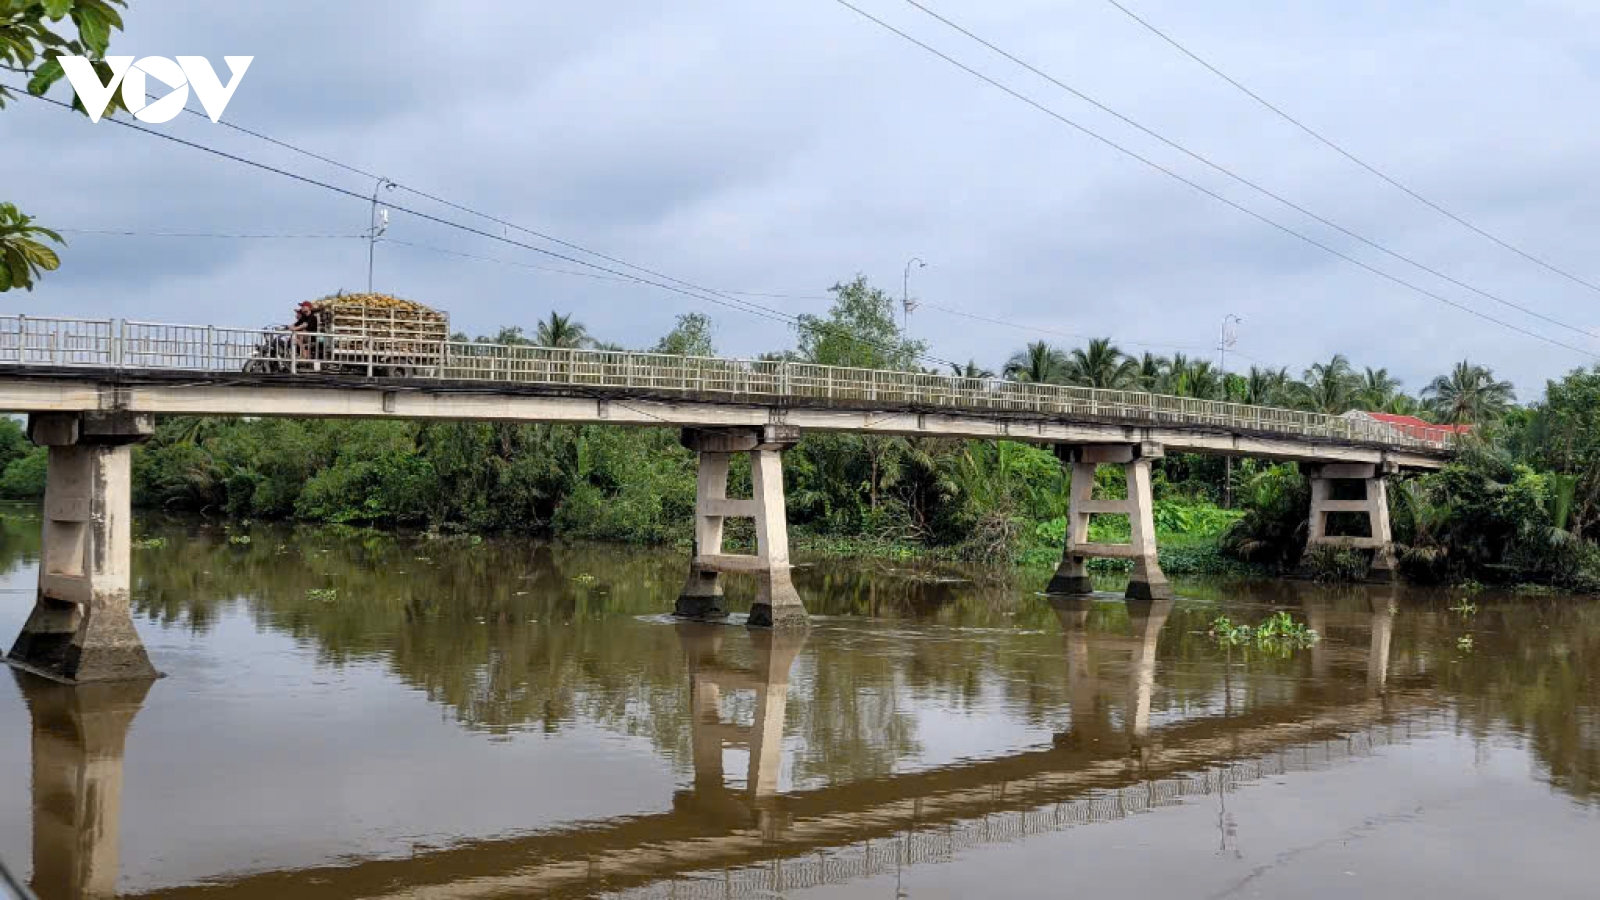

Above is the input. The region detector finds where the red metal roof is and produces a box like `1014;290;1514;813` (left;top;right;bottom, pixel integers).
1363;412;1472;437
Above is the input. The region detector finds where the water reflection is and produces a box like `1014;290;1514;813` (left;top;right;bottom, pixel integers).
1;516;1599;899
13;672;150;900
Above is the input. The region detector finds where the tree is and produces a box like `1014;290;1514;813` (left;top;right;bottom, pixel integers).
1003;341;1066;384
0;203;60;291
1244;366;1292;406
1424;359;1515;425
797;276;923;370
1065;337;1138;389
949;359;994;379
1;1;129;292
534;312;592;349
652;312;715;357
1356;367;1402;411
1135;353;1166;392
1301;354;1357;414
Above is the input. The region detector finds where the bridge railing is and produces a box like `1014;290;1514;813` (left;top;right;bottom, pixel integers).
0;315;1456;452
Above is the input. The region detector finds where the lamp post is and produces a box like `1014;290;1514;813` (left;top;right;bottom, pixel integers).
902;256;926;334
1219;313;1242;507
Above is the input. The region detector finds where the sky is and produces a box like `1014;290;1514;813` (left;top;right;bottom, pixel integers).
5;0;1600;401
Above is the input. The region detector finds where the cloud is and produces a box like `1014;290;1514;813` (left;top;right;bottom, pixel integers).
6;0;1599;397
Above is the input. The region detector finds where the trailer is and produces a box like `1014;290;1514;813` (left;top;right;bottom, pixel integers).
246;293;450;377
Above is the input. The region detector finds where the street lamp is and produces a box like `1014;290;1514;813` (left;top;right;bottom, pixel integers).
1219;312;1243;508
902;256;926;333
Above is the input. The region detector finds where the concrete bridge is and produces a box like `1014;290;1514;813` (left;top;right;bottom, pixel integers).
0;315;1452;681
9;592;1425;900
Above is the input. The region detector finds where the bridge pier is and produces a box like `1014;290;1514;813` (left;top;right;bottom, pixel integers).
1046;443;1172;601
1303;462;1398;577
8;412;158;683
675;426;808;629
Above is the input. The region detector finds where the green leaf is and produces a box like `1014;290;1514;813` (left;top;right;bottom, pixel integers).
27;56;63;96
0;258;14;292
73;5;109;56
19;240;60;271
42;0;75;20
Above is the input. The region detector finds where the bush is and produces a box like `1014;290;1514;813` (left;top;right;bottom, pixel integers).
0;448;47;500
1302;545;1368;582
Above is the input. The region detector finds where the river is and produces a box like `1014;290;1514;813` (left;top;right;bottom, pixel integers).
0;511;1597;899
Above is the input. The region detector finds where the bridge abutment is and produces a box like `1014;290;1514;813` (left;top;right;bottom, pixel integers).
1302;462;1398;578
1046;443;1172;601
676;426;808;629
8;412;158;684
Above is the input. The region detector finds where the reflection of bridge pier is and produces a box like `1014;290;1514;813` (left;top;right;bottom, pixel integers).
675;624;807;834
15;671;152;900
1295;584;1397;696
1051;597;1171;748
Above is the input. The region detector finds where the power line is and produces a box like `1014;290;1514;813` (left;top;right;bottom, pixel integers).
900;0;1600;342
15;88;961;367
378;238;639;285
58;228;366;239
825;0;1598;362
1100;0;1600;300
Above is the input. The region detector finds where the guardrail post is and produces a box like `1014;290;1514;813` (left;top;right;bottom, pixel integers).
205;325;216;372
289;331;298;374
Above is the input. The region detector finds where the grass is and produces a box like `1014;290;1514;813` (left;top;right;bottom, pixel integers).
306;588;338;603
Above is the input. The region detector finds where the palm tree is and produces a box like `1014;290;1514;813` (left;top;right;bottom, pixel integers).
534;311;592;349
1244;366;1292;406
0;202;63;292
1065;337;1138;389
1173;359;1222;399
1135;353;1167;392
1423;360;1515;424
1003;341;1067;384
1301;354;1357;414
1384;393;1425;417
1356;367;1402;411
950;359;994;379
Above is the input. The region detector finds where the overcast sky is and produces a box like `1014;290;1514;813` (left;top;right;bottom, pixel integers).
6;0;1600;400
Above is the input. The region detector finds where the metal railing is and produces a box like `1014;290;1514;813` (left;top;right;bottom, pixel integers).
0;315;1457;452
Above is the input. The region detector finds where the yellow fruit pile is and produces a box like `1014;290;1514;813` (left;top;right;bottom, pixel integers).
312;292;436;313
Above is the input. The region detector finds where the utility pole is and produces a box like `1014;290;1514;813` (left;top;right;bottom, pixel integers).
367;177;395;293
1219;313;1242;508
902;256;925;334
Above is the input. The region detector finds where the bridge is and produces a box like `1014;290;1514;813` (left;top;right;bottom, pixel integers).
9;591;1429;900
0;314;1453;682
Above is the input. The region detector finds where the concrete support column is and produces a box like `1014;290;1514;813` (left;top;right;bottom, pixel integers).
8;412;157;683
676;426;807;629
1303;462;1398;577
1046;443;1171;601
16;671;153;900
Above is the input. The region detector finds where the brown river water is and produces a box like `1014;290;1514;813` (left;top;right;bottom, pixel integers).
1;511;1598;899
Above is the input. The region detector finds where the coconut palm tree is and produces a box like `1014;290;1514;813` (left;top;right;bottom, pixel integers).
1356;367;1402;411
534;311;592;349
1003;341;1067;384
950;359;994;379
1065;337;1138;389
1384;394;1425;418
0;203;63;292
1423;360;1515;424
1135;353;1167;392
1173;359;1222;399
1244;366;1293;406
1301;354;1357;414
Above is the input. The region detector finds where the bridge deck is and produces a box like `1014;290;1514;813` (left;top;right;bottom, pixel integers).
0;316;1453;468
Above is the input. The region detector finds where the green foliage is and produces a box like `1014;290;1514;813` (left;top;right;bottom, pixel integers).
652;312;715;358
1425;360;1516;425
797;276;925;370
1220;464;1309;566
1209;611;1318;651
132;536;166;550
0;444;45;499
2;1;130;292
307;588;338;603
1302;545;1368;582
0;202;62;292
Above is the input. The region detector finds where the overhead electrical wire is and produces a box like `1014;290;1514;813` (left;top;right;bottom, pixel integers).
1101;0;1600;299
825;0;1598;362
14;88;964;369
900;0;1600;341
58;228;367;239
